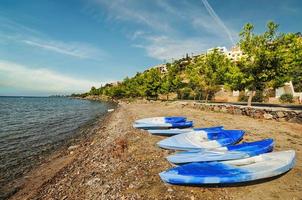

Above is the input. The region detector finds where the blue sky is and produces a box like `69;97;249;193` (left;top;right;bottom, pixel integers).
0;0;301;96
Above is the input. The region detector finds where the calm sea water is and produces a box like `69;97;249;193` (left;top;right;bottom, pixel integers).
0;97;115;197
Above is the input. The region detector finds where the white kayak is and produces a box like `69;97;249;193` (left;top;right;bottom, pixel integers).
134;116;186;124
160;150;296;185
166;139;274;164
148;126;224;136
157;130;245;151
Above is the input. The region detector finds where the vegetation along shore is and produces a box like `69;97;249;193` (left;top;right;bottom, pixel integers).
74;22;302;107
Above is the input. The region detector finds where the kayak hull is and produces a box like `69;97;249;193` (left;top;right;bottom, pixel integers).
167;139;274;164
157;130;245;150
160;150;295;185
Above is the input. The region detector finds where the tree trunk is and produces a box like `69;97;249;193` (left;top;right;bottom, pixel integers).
205;93;209;103
198;92;202;101
247;90;256;106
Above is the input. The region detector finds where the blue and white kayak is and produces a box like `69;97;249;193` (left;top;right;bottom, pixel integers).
167;139;274;164
133;121;193;130
148;126;224;136
157;130;245;150
159;150;295;185
134;116;186;124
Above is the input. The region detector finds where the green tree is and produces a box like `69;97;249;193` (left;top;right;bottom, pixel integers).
187;50;232;102
228;21;289;106
144;68;162;99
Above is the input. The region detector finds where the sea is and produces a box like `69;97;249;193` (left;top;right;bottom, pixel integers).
0;96;115;198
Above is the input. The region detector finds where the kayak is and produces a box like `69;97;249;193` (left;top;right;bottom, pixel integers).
167;139;274;164
134;116;186;124
133;121;193;130
159;150;295;185
157;130;245;150
148;126;224;136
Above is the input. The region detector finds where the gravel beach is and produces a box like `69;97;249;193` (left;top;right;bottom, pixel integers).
10;101;302;200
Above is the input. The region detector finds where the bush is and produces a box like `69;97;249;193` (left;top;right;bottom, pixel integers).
279;94;294;103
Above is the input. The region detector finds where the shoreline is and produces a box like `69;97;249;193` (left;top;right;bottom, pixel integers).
9;101;302;199
8;107;116;200
3;100;116;200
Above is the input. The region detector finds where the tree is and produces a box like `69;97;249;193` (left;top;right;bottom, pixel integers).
143;68;162;99
160;64;183;100
228;21;290;106
187;50;232;102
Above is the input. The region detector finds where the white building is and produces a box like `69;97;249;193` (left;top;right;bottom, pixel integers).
276;81;302;100
207;46;228;54
149;64;168;74
226;46;244;62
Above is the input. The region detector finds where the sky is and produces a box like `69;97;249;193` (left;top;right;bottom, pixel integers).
0;0;301;96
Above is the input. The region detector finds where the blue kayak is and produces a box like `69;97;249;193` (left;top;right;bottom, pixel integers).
160;150;295;185
134;116;186;124
133;121;193;130
157;130;245;150
148;126;224;136
167;139;274;164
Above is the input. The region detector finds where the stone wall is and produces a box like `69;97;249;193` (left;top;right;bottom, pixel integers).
184;102;302;124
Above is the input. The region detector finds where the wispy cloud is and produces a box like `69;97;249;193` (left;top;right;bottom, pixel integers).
88;0;237;61
91;0;174;33
201;0;235;45
22;39;107;60
0;60;108;94
134;35;212;61
0;16;107;60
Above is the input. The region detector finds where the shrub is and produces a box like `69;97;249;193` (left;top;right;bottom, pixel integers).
279;94;294;103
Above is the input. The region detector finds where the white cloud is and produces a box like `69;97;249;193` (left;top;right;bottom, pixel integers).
134;35;211;61
89;0;238;61
90;0;174;32
201;0;235;45
0;17;107;60
22;39;107;60
0;60;108;94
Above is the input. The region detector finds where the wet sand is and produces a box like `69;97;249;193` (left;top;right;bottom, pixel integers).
10;101;302;200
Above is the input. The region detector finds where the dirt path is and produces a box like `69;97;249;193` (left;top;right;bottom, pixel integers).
10;101;302;200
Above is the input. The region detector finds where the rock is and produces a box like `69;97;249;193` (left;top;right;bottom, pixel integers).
167;188;173;192
288;117;302;123
263;113;273;120
68;145;79;150
221;107;227;113
86;178;101;186
213;106;220;111
276;111;285;118
234;109;242;115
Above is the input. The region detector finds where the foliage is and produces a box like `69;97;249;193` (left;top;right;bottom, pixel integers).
279;94;294;103
83;21;302;104
226;21;299;106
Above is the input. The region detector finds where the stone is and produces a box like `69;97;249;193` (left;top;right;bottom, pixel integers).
221;107;227;113
86;178;101;186
276;111;285;118
213;106;220;111
253;111;263;119
263;113;273;120
68;145;79;150
167;188;173;192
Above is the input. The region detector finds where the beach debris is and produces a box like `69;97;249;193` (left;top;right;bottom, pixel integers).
68;145;79;151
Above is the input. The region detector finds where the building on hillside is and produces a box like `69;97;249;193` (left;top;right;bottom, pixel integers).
207;46;228;54
226;46;244;62
147;63;167;74
275;81;302;101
